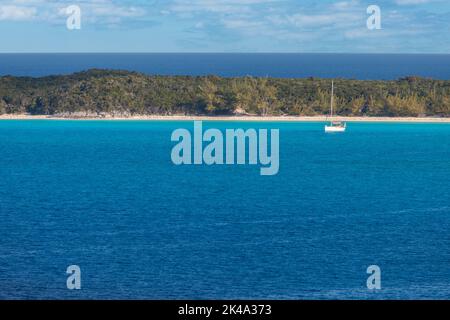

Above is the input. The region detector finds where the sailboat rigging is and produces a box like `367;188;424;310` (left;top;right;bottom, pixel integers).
325;80;346;133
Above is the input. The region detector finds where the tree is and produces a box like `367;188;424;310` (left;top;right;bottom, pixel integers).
233;77;255;114
0;99;6;114
0;70;449;117
256;78;278;116
29;96;49;115
198;78;223;114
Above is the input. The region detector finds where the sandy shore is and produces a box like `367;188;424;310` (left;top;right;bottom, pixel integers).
1;114;450;123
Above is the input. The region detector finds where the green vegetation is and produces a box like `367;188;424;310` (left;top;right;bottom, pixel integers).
1;69;449;117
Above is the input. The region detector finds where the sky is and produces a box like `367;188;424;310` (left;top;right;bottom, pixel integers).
0;0;449;53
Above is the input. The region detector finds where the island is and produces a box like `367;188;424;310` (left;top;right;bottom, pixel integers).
0;69;449;121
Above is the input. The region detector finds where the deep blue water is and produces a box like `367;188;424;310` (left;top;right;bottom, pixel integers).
0;120;449;299
0;53;449;80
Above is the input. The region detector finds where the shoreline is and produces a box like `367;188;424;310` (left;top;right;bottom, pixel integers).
1;114;450;123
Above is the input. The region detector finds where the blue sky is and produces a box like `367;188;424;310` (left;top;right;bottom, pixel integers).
0;0;448;53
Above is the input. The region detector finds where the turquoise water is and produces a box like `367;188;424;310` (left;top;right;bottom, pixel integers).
0;120;449;299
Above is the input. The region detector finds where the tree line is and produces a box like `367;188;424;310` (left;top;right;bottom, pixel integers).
1;69;449;117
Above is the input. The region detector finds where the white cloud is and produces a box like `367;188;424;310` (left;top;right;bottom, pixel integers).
170;0;279;14
333;0;360;10
0;5;36;21
394;0;433;5
0;0;147;24
284;12;361;28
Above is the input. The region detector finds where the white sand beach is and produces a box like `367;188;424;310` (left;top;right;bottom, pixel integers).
1;114;450;123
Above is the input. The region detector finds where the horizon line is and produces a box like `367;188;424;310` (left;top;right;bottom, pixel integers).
1;52;449;55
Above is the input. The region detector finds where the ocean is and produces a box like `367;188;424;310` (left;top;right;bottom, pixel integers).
0;120;449;299
0;53;449;80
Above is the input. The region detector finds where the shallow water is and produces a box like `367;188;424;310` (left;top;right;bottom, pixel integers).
0;120;449;299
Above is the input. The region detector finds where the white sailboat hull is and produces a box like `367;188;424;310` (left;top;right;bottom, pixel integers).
324;81;346;133
325;125;346;133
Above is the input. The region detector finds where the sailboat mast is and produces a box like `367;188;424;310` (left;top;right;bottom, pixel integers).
330;80;334;118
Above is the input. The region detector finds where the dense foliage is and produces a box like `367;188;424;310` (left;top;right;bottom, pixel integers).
1;69;449;117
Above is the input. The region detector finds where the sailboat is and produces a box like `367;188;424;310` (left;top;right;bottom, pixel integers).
325;80;346;133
